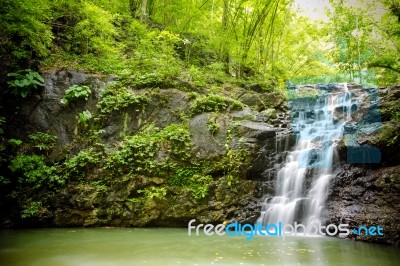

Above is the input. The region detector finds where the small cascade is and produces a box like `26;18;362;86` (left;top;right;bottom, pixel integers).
259;83;353;227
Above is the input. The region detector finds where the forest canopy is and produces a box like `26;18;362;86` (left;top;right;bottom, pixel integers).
0;0;399;88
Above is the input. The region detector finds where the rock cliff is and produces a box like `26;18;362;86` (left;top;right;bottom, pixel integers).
1;70;399;247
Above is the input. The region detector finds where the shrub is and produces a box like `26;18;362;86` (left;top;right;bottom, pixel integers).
65;148;101;178
9;155;63;188
21;201;43;219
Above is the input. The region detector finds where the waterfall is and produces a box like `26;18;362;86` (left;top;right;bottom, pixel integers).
258;83;352;228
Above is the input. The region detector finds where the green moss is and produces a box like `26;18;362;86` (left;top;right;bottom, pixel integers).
103;123;192;175
207;114;220;134
190;94;243;116
378;122;400;146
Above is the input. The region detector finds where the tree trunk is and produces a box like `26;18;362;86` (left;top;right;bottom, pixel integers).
140;0;148;22
222;0;230;74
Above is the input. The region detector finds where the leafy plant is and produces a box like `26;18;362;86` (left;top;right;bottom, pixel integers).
0;117;6;183
104;123;192;175
77;110;93;128
73;2;120;56
223;127;250;187
390;108;400;122
105;132;160;174
0;176;11;185
166;164;198;186
21;201;42;219
28;132;57;151
137;186;167;200
7;69;44;98
65;148;101;177
128;72;165;89
126;197;141;204
9;155;63;188
61;85;91;105
8;138;23;146
97;83;149;114
0;117;5;135
164;164;212;199
91;180;108;194
188;174;213;200
187;65;207;87
160;124;192;159
287;87;319;100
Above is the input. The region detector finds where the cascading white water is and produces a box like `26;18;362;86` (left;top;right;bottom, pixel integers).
259;83;353;228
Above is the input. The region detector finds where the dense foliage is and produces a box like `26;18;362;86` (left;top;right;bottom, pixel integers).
1;0;399;86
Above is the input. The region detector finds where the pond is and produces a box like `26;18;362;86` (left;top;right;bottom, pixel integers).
0;228;399;265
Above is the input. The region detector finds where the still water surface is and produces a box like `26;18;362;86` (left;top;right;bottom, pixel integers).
0;228;399;266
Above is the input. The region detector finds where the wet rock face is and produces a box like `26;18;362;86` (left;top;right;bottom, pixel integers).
4;70;112;160
239;91;286;112
325;164;400;246
2;69;291;229
189;113;228;159
324;85;400;246
366;85;400;165
47;176;261;228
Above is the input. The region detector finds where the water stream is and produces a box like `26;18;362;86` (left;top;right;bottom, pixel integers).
259;84;352;227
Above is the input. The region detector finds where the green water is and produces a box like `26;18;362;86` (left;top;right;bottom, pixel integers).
0;228;399;266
